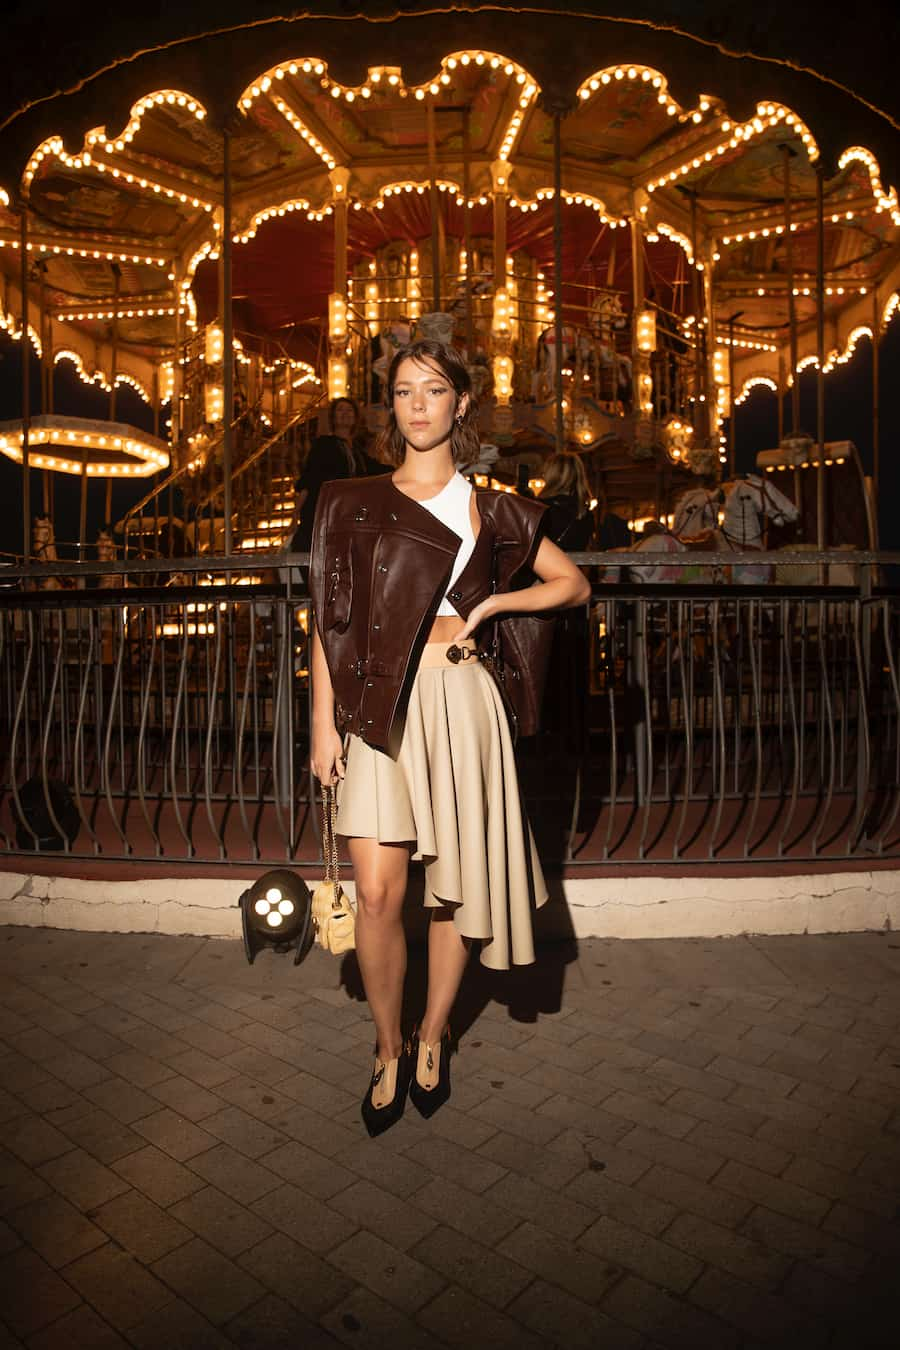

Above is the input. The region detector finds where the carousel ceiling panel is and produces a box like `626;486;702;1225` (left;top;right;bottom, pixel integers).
561;83;679;166
30;169;190;240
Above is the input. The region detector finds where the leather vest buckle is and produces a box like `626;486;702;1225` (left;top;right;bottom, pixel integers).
446;644;476;665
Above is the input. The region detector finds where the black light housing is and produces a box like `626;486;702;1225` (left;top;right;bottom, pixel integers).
238;869;312;965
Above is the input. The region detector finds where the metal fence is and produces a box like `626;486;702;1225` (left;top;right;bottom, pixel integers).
1;553;898;870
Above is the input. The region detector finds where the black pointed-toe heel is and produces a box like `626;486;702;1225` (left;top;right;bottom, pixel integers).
409;1029;452;1119
361;1044;411;1138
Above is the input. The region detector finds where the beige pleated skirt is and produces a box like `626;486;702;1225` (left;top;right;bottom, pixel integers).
336;644;548;970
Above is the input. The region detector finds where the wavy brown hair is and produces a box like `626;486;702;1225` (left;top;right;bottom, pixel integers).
376;339;481;468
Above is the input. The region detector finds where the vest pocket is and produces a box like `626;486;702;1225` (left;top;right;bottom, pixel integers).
325;542;353;631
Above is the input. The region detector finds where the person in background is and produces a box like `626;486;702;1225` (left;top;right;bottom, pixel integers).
537;451;594;550
291;397;388;553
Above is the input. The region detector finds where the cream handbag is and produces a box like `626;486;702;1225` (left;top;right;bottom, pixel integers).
310;786;356;955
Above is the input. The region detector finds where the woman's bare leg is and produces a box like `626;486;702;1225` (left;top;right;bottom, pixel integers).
348;837;410;1063
419;910;471;1048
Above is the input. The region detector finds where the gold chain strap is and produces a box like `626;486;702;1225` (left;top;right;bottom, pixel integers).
322;785;340;896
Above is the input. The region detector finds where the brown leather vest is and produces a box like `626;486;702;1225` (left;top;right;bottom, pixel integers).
309;473;552;754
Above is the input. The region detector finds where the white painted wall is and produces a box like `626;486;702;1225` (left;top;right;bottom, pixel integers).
2;868;898;941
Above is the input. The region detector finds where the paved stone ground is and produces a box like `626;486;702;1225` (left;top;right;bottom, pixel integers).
1;923;899;1350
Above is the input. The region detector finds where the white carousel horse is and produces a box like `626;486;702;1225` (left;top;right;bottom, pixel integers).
628;475;798;584
32;516;67;589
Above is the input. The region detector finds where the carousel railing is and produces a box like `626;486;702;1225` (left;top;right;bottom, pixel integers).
0;552;898;870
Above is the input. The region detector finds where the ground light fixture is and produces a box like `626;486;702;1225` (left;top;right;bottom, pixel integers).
238;869;312;964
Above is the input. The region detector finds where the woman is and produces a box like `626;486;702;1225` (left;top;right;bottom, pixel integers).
537;451;594;551
292;397;386;553
309;340;589;1136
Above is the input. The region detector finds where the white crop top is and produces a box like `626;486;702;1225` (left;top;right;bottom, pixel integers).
417;472;476;616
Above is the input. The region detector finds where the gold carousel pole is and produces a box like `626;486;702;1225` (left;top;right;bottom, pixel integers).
19;203;31;561
553;112;564;453
38;259;50;517
106;263;120;526
463;107;474;358
872;286;880;506
427;101;442;312
220;123;234;557
781;146;800;435
815;163;826;558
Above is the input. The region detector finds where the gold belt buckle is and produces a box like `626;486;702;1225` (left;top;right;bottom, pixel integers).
446;644;475;665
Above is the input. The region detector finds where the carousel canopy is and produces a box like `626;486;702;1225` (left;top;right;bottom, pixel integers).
0;3;898;405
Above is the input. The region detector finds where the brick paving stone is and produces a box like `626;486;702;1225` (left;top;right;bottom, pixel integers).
43;1051;111;1092
60;1026;131;1063
783;1154;896;1218
151;1235;264;1324
259;1139;357;1201
1;1114;73;1168
688;1265;828;1345
325;1229;444;1314
569;1167;678;1237
414;1100;498;1152
0;1053;53;1096
80;1077;158;1125
238;1231;354;1320
144;1074;226;1122
271;1069;359;1119
757;1117;867;1174
467;1090;563;1146
411;1222;532;1309
791;1078;891;1129
37;1148;130;1212
25;1303;130;1349
111;1145;205;1208
508;1277;647;1350
0;1150;51;1215
103;1049;176;1090
225;1292;344;1350
10;1078;83;1117
0;1218;19;1256
198;1104;289;1159
220;1045;297;1085
707;1054;798;1097
616;1125;723;1182
601;1272;742;1350
168;1184;274;1258
131;1106;218;1161
0;1247;82;1336
416;1282;545;1350
54;1106;145;1165
402;1135;505;1195
726;1084;823;1131
580;1214;703;1294
483;1172;594;1241
477;1129;583;1190
500;1219;624;1305
645;1055;737;1103
321;1284;447;1350
742;1204;870;1283
686;1120;793;1176
0;1086;29;1124
89;1189;192;1263
665;1210;791;1290
127;1296;232;1349
64;1241;176;1330
163;1048;238;1088
250;1181;356;1253
329;1179;437;1253
410;1176;520;1247
714;1158;830;1225
6;1192;106;1268
188;1144;279;1209
635;1163;752;1231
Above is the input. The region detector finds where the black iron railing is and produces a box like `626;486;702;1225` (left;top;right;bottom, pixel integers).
1;553;898;869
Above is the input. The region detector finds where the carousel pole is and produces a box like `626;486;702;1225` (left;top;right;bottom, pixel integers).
107;263;121;526
689;194;705;439
463;107;474;358
220;123;234;557
781;146;800;435
777;349;785;445
38;260;50;516
553;112;564;452
427;102;442;312
19;204;31;561
872;287;880;505
815;163;826;559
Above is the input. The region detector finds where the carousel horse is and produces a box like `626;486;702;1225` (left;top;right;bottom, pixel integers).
628;474;798;584
32;516;69;590
96;528;127;588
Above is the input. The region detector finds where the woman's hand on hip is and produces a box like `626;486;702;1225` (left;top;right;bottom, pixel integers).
311;723;346;786
452;594;500;643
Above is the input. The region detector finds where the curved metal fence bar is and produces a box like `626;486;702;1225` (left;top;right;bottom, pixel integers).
0;553;898;871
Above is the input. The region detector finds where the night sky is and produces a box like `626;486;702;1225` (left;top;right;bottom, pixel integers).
1;318;898;559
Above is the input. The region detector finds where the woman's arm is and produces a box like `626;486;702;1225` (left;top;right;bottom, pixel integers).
309;624;346;785
453;535;590;641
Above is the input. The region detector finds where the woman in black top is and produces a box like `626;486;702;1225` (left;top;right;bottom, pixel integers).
537;451;594;550
292;397;388;552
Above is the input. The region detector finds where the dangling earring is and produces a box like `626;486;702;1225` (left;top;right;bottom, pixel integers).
455;414;463;427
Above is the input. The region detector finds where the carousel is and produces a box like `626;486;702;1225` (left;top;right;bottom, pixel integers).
0;8;897;568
